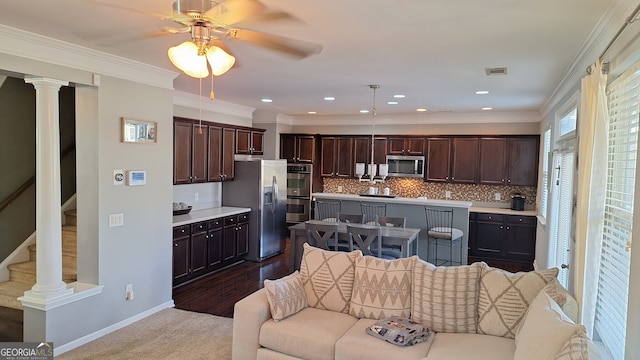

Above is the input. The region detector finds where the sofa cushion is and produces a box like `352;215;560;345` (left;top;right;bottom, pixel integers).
411;259;482;333
423;333;516;360
350;256;415;319
477;263;559;338
335;318;435;360
554;333;590;360
543;279;568;306
299;243;362;313
264;271;307;322
259;306;358;360
514;291;586;360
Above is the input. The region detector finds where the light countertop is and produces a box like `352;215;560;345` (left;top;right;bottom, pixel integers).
312;193;538;217
172;206;251;227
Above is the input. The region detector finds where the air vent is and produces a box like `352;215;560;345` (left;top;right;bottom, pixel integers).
485;67;508;76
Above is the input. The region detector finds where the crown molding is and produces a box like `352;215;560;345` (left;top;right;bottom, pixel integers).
173;91;255;119
290;110;540;126
0;24;177;90
540;0;638;117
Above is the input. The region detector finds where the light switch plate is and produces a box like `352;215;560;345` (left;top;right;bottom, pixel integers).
109;213;124;227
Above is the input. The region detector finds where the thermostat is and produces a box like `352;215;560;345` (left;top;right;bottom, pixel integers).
127;170;146;186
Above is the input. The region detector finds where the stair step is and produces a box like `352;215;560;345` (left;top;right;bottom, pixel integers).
0;281;32;310
8;261;76;284
65;210;77;226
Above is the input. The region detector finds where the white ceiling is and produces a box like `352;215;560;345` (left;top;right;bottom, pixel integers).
0;0;615;117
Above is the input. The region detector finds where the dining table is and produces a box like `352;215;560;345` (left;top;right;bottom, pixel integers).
288;220;420;271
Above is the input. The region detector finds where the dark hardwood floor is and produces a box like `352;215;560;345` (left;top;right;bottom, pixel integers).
173;239;292;318
0;306;23;342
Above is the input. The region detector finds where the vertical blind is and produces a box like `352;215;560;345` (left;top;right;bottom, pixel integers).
595;64;639;360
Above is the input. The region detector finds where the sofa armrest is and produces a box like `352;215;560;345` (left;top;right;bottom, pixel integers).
232;288;272;360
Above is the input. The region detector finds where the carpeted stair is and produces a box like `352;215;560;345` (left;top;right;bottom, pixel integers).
0;209;77;310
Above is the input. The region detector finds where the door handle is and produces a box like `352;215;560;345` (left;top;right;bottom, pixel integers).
561;264;569;269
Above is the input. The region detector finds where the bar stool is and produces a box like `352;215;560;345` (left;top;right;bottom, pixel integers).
425;207;464;266
360;202;386;225
315;199;341;222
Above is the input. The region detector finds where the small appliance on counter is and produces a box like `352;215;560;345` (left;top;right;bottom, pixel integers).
173;202;192;215
511;193;525;211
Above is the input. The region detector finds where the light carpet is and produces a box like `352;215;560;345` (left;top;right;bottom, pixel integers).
56;308;233;360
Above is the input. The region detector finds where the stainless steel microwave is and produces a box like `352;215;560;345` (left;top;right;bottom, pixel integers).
386;155;425;178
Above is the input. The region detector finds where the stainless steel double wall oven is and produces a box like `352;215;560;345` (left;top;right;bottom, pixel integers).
286;163;312;223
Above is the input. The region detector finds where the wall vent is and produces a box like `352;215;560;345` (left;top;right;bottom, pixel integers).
485;67;508;76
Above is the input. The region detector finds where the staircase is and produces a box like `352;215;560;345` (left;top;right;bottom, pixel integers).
0;210;77;310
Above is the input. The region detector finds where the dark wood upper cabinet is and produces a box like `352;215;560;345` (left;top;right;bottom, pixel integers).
478;138;508;185
174;121;192;185
280;134;316;163
450;138;478;184
320;137;353;177
353;137;387;176
173;120;207;184
222;128;235;181
207;125;235;182
426;137;477;183
426;138;451;182
388;137;425;155
478;137;539;186
236;129;264;155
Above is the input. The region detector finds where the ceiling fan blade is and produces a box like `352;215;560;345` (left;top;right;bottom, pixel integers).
87;0;171;21
204;0;267;26
235;11;300;26
226;28;322;59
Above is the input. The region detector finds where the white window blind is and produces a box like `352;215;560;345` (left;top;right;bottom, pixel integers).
557;152;574;288
540;129;551;219
594;65;639;360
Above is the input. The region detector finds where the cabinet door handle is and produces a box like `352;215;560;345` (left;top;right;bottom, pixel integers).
506;226;510;230
500;226;503;229
174;243;178;247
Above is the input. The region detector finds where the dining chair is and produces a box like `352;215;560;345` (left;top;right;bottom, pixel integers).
337;213;364;224
376;215;406;228
347;224;382;258
315;199;341;222
336;213;364;251
425;207;464;266
305;221;338;251
360;202;387;225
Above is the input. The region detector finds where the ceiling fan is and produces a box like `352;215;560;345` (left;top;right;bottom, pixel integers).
163;0;322;78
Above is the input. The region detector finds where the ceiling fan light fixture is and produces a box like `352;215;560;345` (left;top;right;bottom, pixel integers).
206;46;236;76
168;41;209;78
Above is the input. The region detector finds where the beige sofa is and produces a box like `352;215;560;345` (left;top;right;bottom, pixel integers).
233;244;598;360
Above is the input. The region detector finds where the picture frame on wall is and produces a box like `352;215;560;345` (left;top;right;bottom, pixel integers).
121;117;157;143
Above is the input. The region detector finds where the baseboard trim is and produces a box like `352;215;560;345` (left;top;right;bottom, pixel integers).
53;300;175;356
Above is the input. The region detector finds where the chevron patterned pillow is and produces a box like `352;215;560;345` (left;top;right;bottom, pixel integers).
477;263;559;338
350;256;417;319
299;243;363;313
264;271;307;322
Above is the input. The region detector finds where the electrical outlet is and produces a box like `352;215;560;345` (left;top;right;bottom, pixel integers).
495;193;501;201
445;191;451;199
125;284;134;300
337;186;343;193
195;192;199;201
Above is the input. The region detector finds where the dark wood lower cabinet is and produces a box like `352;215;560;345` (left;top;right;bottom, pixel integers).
468;212;536;268
172;211;250;287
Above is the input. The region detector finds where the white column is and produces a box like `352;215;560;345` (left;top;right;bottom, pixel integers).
21;77;73;305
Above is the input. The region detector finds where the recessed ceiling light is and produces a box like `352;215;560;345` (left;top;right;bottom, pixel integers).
387;101;398;105
261;98;272;103
324;96;335;101
308;111;317;114
482;107;493;110
416;108;427;112
393;94;406;98
360;110;369;113
476;90;489;95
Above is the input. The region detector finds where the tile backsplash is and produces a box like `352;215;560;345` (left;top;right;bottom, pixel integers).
322;177;536;206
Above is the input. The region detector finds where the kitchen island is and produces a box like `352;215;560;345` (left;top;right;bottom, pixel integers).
312;193;472;264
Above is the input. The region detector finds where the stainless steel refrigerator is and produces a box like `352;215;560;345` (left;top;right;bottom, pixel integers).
222;159;287;262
